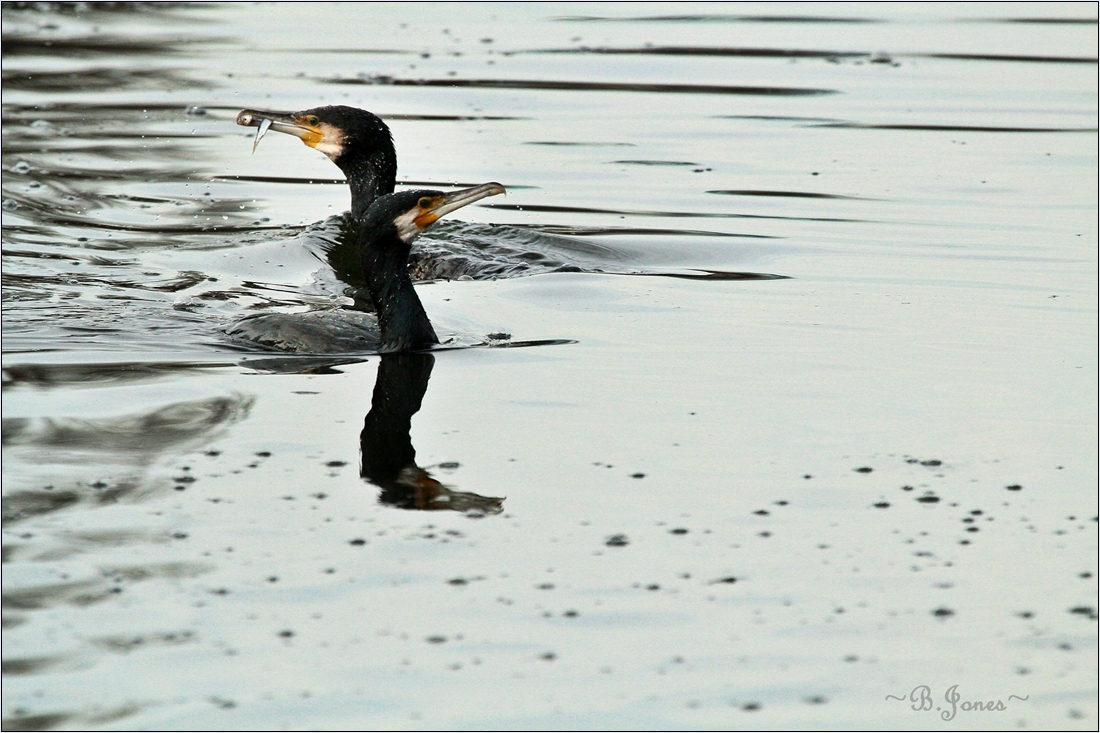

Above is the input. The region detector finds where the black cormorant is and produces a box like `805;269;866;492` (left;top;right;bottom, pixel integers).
227;182;505;353
358;182;505;352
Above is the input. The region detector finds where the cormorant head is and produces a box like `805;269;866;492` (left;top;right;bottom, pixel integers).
238;105;397;215
357;183;505;354
237;105;391;165
363;183;507;251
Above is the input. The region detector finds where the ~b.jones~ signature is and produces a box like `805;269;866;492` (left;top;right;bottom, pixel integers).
885;685;1029;721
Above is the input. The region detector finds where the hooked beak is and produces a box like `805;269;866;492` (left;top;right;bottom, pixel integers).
414;183;507;230
237;109;324;153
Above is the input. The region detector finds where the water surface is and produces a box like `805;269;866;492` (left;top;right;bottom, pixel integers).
2;3;1097;730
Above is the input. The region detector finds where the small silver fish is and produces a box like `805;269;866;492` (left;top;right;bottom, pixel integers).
251;117;272;153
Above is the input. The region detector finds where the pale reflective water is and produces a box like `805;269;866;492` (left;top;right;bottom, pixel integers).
2;3;1097;730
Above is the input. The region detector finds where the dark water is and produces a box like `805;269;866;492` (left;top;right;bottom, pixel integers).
2;3;1097;730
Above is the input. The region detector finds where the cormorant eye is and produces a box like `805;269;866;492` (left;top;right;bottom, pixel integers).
418;197;432;209
306;116;320;126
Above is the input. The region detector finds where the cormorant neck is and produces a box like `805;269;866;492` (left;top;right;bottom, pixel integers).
336;146;397;220
360;244;438;353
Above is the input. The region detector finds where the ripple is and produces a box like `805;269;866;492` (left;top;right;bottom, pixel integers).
1;67;209;93
812;122;1099;132
2;394;253;455
553;14;880;24
515;224;777;239
628;269;790;281
325;75;838;96
707;189;873;200
483;202;866;223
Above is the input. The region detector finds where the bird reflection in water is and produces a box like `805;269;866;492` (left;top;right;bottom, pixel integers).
360;353;503;514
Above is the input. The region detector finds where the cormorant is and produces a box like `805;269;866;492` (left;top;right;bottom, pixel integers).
358;182;505;352
227;182;505;353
